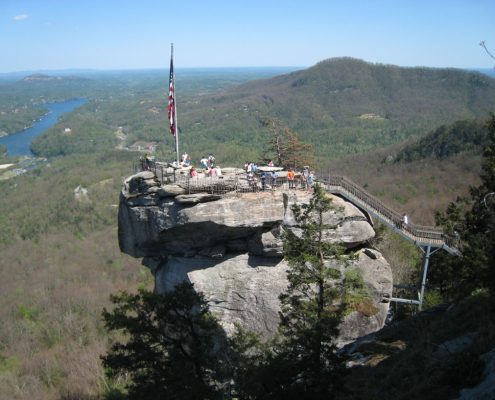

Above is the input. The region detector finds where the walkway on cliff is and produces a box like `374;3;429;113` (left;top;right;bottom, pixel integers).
321;175;459;255
321;175;460;309
147;162;458;255
138;162;460;308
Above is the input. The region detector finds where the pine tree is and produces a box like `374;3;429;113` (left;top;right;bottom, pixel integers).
464;114;495;296
233;184;347;399
275;183;347;399
101;283;228;400
432;114;495;300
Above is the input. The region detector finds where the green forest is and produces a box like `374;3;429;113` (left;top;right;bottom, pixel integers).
0;60;494;399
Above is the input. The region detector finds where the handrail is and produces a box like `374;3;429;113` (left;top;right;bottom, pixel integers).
133;160;458;252
321;175;458;252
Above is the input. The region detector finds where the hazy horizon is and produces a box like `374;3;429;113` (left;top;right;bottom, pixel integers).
2;0;494;73
1;63;494;77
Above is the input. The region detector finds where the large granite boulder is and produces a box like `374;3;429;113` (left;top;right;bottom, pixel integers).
119;180;375;258
154;248;392;344
118;175;391;343
155;254;287;338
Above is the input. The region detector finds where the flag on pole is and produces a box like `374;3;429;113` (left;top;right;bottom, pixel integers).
168;53;176;136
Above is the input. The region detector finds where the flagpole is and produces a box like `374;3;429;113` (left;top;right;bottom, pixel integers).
171;44;179;165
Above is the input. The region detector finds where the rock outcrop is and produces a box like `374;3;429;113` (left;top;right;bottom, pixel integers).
118;171;393;344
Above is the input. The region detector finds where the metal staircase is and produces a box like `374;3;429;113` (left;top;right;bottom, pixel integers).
321;176;461;309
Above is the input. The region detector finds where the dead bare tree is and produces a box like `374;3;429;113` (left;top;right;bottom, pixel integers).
480;40;495;68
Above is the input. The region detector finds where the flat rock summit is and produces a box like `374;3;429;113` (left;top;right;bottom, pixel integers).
118;170;393;344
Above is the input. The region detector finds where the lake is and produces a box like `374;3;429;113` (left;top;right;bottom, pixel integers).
0;98;87;157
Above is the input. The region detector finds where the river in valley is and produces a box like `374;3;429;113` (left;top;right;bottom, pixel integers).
0;98;87;157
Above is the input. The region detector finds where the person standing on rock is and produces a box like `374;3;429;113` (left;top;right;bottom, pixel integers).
182;151;188;166
200;156;208;169
287;169;295;189
261;172;267;191
208;154;215;167
307;171;314;191
142;153;151;171
271;171;278;189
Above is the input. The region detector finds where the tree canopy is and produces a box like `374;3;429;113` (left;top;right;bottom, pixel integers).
432;114;495;301
102;283;229;400
231;184;348;399
262;117;314;169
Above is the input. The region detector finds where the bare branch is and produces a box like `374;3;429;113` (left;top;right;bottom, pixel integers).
480;40;495;67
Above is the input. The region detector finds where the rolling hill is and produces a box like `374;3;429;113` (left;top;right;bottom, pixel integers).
395;119;489;162
1;62;494;399
178;58;495;164
326;117;489;225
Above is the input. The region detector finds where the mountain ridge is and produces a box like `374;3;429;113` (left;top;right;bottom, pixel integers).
179;58;495;162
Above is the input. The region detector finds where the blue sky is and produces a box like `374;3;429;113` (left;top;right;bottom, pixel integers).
1;0;494;73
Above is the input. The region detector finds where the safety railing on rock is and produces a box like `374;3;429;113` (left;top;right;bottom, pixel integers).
132;161;457;252
174;175;241;195
173;174;293;195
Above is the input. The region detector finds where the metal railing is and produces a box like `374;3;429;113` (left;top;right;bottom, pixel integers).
172;174;294;195
321;175;457;252
132;161;457;253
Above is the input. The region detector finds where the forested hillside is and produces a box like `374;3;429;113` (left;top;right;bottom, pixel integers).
6;60;495;169
0;63;494;399
177;58;495;163
395;119;489;162
327;118;488;225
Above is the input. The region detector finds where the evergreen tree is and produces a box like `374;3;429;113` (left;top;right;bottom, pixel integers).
101;283;229;400
276;184;347;398
432;114;495;300
233;184;347;399
464;114;495;296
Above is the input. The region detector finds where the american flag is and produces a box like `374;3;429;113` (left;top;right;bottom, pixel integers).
167;54;176;136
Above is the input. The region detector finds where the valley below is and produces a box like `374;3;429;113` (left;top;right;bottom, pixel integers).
0;60;494;399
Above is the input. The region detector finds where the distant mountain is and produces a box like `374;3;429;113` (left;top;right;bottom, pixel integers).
180;58;495;161
22;73;63;82
20;73;89;83
475;68;495;78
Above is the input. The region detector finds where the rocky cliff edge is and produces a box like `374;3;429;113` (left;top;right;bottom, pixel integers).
118;171;393;344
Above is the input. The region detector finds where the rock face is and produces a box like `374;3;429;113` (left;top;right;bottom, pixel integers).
118;171;393;344
155;254;288;338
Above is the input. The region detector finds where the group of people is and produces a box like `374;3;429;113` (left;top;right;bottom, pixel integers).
256;171;280;191
181;152;216;168
200;154;216;169
189;164;222;178
181;151;192;166
244;161;315;192
182;152;221;179
287;167;314;191
142;151;315;191
244;161;259;173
